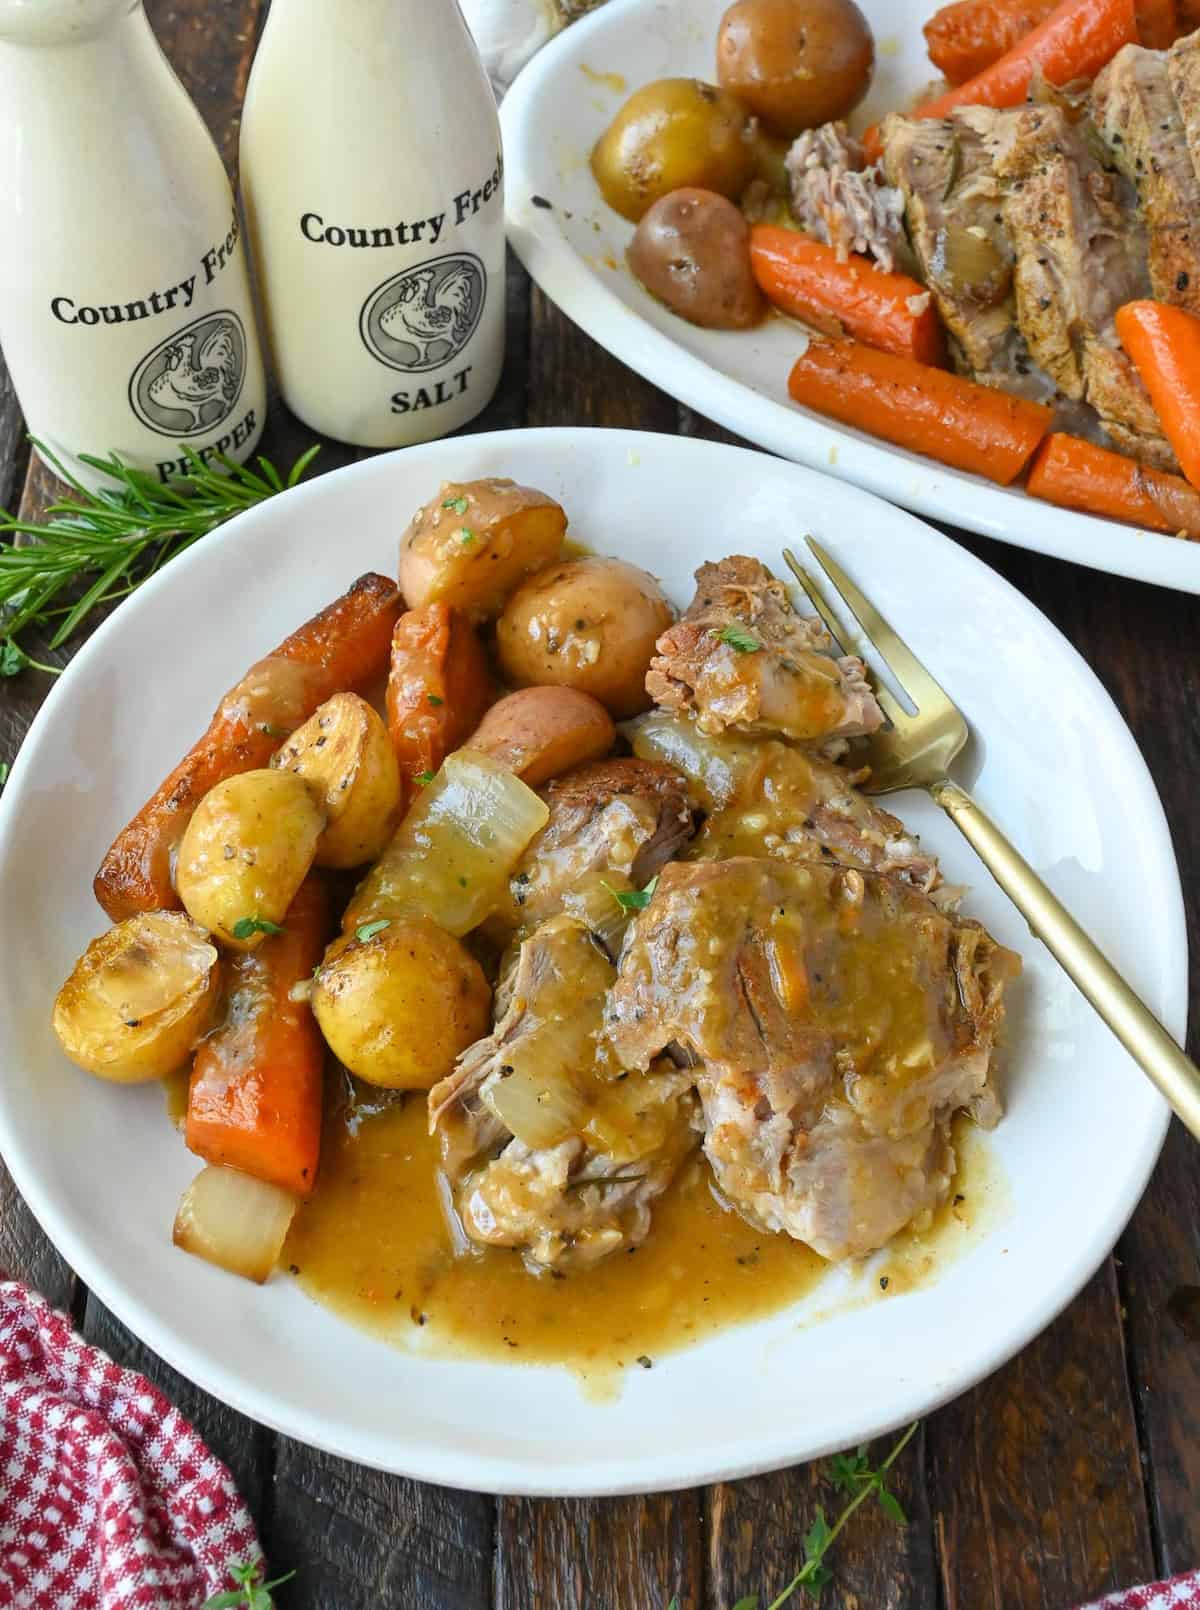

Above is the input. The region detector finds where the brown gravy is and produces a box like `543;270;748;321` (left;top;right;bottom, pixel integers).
285;1088;826;1374
282;1089;1007;1379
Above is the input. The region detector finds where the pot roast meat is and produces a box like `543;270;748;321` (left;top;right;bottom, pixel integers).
604;858;1019;1261
989;103;1176;469
784;121;907;272
627;711;942;892
1093;43;1200;318
645;557;883;744
1168;28;1200;176
457;1067;698;1271
880;110;1037;389
495;757;694;936
429;914;699;1270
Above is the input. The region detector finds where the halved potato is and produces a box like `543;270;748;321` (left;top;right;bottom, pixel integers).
273;693;400;868
176;769;324;949
53;910;219;1082
312;916;491;1089
466;686;615;787
398;478;567;620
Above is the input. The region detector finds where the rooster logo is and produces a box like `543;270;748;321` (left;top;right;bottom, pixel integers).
361;254;485;373
130;312;247;437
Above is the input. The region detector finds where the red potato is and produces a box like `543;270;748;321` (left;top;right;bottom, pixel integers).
467;687;616;787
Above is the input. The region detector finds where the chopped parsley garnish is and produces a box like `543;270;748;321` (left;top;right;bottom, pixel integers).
414;770;435;785
426;693;444;706
442;495;470;515
712;623;761;654
355;920;391;943
604;875;659;912
231;915;284;940
259;722;289;738
457;527;477;545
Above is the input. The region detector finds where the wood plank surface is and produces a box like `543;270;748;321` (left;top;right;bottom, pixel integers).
0;4;1197;1604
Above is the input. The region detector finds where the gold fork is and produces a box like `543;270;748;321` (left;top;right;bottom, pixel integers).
783;540;1200;1141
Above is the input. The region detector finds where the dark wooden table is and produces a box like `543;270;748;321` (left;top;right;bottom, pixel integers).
2;5;1198;1607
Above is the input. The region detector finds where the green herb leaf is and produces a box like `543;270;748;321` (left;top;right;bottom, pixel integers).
713;623;761;654
876;1486;907;1525
260;723;289;739
0;442;319;668
803;1507;831;1563
800;1561;832;1600
604;875;659;913
356;920;391;943
0;762;9;788
427;693;444;706
732;1597;761;1609
414;770;435;785
231;915;285;941
457;527;477;545
200;1558;295;1610
442;495;469;515
827;1449;870;1492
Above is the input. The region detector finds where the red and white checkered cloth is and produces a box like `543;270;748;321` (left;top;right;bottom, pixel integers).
1;1278;1197;1609
1082;1580;1200;1609
0;1279;260;1609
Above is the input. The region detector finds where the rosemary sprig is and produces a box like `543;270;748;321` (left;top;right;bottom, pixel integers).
0;439;320;674
667;1421;919;1609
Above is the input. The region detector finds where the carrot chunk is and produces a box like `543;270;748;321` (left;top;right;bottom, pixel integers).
1026;432;1200;538
1116;300;1200;489
786;337;1052;484
94;572;402;922
925;0;1057;85
864;0;1137;158
186;875;331;1198
385;602;493;806
750;227;946;366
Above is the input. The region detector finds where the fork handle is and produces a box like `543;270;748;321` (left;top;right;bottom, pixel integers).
931;778;1200;1139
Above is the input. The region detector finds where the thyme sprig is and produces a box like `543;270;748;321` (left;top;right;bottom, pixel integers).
0;440;320;674
200;1557;295;1610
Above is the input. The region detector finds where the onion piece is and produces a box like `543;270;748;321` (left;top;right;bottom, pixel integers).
173;1164;297;1284
345;749;549;936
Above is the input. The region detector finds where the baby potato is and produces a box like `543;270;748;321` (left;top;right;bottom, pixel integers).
399;478;567;621
590;77;758;223
176;769;324;949
467;686;616;787
716;0;875;137
629;188;766;330
272;692;400;868
496;557;674;719
53;911;220;1083
312;917;491;1090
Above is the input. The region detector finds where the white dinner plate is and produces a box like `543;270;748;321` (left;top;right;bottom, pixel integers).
500;0;1200;594
0;428;1182;1495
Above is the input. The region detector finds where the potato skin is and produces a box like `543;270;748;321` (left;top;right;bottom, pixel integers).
496;557;674;719
591;78;758;223
312;918;491;1089
629;188;766;330
399;478;566;621
716;0;874;136
176;769;325;949
272;693;400;868
467;687;615;787
53;911;220;1082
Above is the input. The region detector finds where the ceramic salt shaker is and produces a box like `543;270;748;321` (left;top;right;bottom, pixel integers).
239;0;505;448
0;0;267;491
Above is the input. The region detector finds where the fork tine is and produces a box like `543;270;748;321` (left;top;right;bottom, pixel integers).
781;548;848;651
805;537;952;714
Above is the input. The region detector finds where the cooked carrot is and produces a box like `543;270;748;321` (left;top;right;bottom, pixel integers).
925;0;1057;85
94;572;402;923
749;227;946;366
1026;432;1200;537
925;0;1169;81
1116;300;1200;488
386;602;493;805
863;0;1137;159
186;875;330;1198
786;337;1053;483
